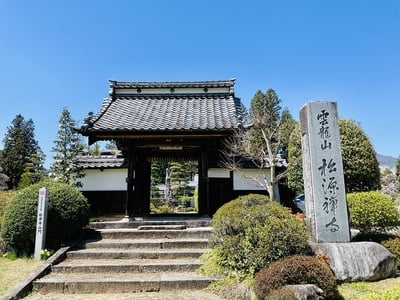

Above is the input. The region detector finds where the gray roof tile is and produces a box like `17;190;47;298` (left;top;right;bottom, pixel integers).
81;80;244;133
77;152;125;169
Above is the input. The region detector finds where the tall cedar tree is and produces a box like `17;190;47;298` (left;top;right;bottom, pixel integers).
222;89;291;202
287;118;380;193
51;108;85;187
0;114;42;189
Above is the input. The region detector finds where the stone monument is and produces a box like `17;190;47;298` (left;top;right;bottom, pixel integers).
34;187;48;260
300;101;397;282
300;101;350;243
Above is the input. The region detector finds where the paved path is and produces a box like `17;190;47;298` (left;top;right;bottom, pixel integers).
25;290;225;299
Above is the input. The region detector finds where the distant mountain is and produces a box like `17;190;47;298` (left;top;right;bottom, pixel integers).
376;154;397;169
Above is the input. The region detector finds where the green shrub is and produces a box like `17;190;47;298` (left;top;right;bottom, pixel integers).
347;191;400;233
253;255;338;300
381;236;400;269
209;194;311;277
0;190;17;220
1;182;90;254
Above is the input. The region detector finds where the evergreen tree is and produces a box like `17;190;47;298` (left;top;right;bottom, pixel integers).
51;108;85;187
340;119;380;192
0;114;42;189
287;123;303;194
18;149;46;188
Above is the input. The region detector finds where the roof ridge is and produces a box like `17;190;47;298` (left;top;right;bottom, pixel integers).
109;79;236;88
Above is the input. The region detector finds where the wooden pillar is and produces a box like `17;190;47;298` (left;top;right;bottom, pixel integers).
125;149;136;218
198;150;209;215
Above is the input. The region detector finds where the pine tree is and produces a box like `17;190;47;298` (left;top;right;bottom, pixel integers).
18;148;46;188
0;115;42;189
51;108;85;187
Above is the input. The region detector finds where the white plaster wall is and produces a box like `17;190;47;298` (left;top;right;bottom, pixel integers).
79;169;126;191
233;169;270;190
208;168;230;178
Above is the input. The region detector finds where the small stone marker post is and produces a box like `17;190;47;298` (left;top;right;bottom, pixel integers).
300;101;350;243
34;187;49;260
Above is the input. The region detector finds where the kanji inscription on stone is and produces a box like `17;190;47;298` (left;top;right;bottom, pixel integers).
300;101;350;243
34;187;49;260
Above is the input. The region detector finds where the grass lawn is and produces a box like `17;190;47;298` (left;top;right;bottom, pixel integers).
0;257;42;296
338;276;400;299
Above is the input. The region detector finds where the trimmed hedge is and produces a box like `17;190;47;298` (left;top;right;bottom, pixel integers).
347;191;400;233
1;182;90;254
253;255;338;300
209;194;311;276
381;236;400;269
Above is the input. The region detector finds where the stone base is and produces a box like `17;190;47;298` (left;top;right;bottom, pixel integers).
311;241;397;282
119;215;135;222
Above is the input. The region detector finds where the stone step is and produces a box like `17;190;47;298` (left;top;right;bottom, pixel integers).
89;218;212;230
81;238;209;249
95;227;212;240
33;272;219;294
52;258;202;273
137;224;187;230
26;290;224;300
66;248;206;260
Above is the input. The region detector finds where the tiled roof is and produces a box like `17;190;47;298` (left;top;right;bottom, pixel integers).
80;80;245;133
77;152;125;169
109;79;236;90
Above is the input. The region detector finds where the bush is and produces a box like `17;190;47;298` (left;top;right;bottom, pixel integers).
253;255;338;300
1;182;90;254
347;191;400;233
209;194;311;276
381;236;400;269
0;190;17;220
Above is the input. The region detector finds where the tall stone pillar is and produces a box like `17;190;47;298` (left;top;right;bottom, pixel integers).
300;101;350;243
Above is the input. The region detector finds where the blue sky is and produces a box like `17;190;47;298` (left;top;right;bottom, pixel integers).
1;1;399;168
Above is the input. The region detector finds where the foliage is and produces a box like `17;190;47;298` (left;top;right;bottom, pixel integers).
209;194;310;277
1;182;90;254
338;277;400;300
0;190;16;220
0;167;9;191
381;236;400;269
51;108;85;187
347;191;400;233
40;248;54;260
204;275;254;300
221;89;292;202
351;232;396;243
287;124;303;193
380;168;399;200
396;156;400;188
0;114;44;189
339;119;380;192
287;118;381;194
253;255;339;300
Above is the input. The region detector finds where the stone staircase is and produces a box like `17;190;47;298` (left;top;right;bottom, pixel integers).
32;218;221;296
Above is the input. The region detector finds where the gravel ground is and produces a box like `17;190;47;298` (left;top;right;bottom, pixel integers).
25;290;225;300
